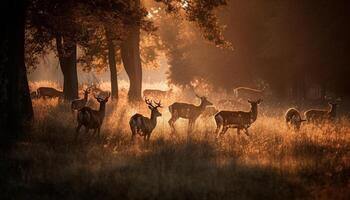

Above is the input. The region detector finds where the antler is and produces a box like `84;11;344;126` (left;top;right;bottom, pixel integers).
154;100;162;108
105;92;111;99
145;98;154;108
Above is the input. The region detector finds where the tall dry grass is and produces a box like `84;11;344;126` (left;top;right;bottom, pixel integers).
5;88;350;199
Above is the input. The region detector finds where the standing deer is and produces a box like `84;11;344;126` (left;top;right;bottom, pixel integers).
304;102;338;122
71;88;91;112
129;99;162;141
168;95;213;134
215;99;262;138
285;108;306;131
37;87;64;98
75;93;110;141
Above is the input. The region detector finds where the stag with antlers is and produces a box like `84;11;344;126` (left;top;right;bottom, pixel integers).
75;93;110;141
129;99;162;141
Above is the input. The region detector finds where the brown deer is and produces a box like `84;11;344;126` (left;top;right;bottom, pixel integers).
215;99;262;138
37;87;64;98
143;88;172;99
30;91;38;99
129;99;162;141
168;95;213;134
304;102;338;122
75;93;110;141
285;108;306;131
71;88;91;112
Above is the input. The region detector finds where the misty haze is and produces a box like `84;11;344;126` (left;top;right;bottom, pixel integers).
1;0;350;199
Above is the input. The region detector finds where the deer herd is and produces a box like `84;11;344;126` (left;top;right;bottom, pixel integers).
32;86;340;142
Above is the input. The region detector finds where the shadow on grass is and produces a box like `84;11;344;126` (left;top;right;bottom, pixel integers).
2;134;307;200
291;139;350;198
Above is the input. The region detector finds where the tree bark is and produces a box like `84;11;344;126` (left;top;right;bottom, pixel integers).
56;34;78;100
0;0;33;147
121;0;142;102
106;28;118;100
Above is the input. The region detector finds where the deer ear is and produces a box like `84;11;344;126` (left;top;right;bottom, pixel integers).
148;105;153;110
248;100;252;103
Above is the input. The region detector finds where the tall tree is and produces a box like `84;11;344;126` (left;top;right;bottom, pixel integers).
0;0;33;147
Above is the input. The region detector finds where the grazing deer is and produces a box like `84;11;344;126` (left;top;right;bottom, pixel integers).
304;102;338;122
37;87;64;98
71;88;91;112
285;108;306;131
215;99;262;138
75;93;110;141
168;95;213;133
143;88;172;99
129;99;162;141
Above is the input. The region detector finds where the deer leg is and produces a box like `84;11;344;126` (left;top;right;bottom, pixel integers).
97;127;101;139
244;128;250;136
75;124;82;141
221;126;229;135
168;117;178;134
131;131;136;141
215;124;223;139
188;119;197;134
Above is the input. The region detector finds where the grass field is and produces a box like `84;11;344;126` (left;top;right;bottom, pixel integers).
4;91;350;199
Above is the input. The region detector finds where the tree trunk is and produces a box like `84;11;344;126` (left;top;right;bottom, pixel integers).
121;0;142;102
56;34;78;100
0;0;33;147
106;28;118;100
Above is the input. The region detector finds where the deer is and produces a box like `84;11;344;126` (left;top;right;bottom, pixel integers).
71;87;91;112
234;87;264;101
143;88;172;99
215;99;262;138
30;91;38;99
37;87;64;99
129;99;162;141
304;102;338;122
168;94;213;134
285;108;306;131
75;93;110;141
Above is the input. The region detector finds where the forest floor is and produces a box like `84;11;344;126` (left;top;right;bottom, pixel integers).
2;96;350;200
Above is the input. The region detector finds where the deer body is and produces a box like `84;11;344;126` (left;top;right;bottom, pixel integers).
215;99;262;138
75;94;110;140
285;108;306;130
304;103;337;122
143;89;172;99
129;100;162;141
37;87;63;98
71;88;90;111
168;96;213;133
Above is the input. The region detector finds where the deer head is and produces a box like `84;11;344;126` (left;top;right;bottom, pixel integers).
94;93;110;104
195;94;213;107
145;99;162;117
248;99;263;106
